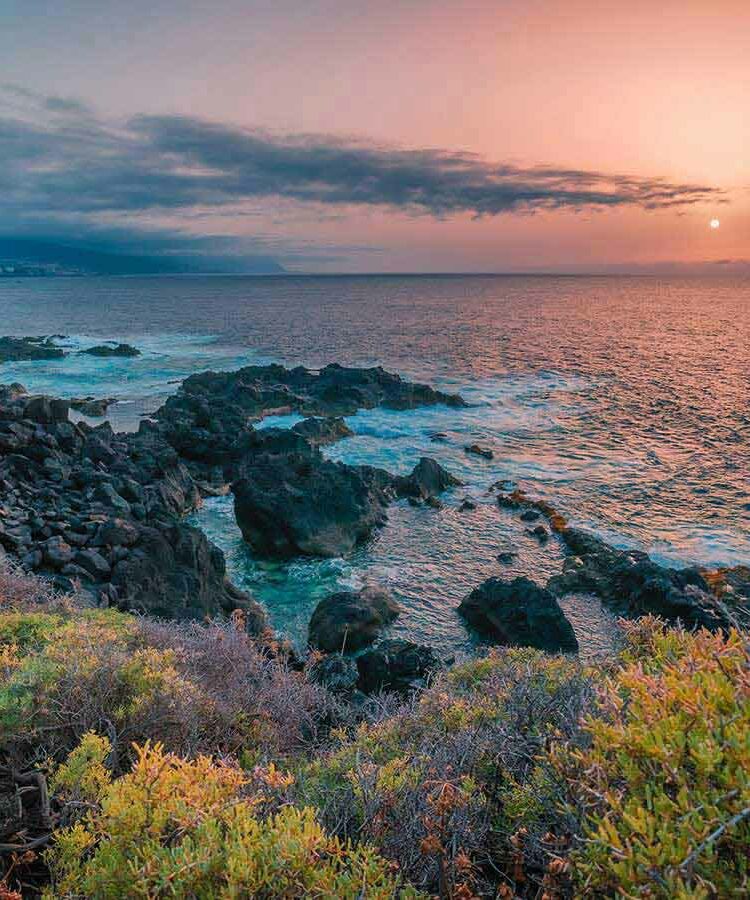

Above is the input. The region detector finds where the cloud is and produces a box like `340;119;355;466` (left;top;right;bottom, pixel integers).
0;85;726;271
2;86;725;217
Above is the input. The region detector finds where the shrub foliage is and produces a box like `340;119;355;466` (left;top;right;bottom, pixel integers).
2;563;749;898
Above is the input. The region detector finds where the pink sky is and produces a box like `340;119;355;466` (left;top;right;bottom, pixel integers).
1;0;747;271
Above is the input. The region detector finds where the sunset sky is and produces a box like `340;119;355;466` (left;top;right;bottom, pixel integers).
1;0;747;273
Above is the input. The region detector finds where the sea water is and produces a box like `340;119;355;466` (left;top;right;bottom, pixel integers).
1;274;748;656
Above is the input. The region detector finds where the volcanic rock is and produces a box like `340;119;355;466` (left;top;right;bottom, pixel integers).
308;585;401;652
459;576;578;653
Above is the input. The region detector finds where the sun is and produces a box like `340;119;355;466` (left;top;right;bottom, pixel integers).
710;218;721;229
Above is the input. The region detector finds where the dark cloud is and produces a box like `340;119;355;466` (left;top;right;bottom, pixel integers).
1;88;724;219
0;86;726;271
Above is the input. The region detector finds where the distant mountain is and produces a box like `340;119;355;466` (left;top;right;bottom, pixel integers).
0;238;286;276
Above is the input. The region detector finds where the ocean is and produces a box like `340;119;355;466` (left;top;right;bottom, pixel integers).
1;274;748;657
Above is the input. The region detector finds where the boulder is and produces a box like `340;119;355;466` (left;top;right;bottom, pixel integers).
357;640;442;693
109;523;266;631
459;576;578;653
308;585;401;652
42;536;74;569
71;397;116;417
396;457;463;500
75;548;111;580
0;336;65;363
23;396;69;425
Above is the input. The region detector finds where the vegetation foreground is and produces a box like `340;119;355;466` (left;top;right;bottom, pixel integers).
1;563;748;898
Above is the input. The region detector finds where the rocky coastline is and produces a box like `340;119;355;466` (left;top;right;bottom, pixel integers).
1;341;748;697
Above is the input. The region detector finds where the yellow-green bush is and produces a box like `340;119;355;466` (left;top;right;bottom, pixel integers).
46;740;421;899
556;617;750;898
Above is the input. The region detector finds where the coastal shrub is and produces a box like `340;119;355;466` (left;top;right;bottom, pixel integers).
45;740;421;899
296;648;589;896
555;617;750;898
0;564;344;769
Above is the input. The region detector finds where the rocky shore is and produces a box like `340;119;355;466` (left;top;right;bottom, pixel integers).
1;345;748;698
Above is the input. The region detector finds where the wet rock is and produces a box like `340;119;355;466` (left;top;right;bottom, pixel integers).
549;527;733;630
357;640;443;694
458;576;579;653
0;336;65;363
396;457;463;500
459;497;477;512
23;396;69;425
527;524;550;542
308;654;360;693
496;550;518;564
291;416;353;446
233;445;393;558
520;509;540;522
79;343;140;358
465;443;494;460
110;523;266;630
308;586;401;653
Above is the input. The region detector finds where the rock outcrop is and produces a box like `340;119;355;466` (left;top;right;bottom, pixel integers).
548;528;733;631
0;384;265;630
0;336;65;363
308;585;401;652
459;576;579;653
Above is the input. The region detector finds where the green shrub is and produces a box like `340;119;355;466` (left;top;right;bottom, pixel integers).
555;617;750;898
46;740;421;899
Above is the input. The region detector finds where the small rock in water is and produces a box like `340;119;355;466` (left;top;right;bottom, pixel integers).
520;509;540;522
496;550;518;564
527;524;550;542
428;432;449;443
465;443;494;460
458;576;578;653
459;497;477;512
79;343;141;358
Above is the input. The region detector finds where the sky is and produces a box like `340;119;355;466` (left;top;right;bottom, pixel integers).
0;0;748;273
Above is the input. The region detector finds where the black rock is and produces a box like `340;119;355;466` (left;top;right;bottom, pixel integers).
496;550;518;564
71;397;117;417
357;640;442;694
465;443;494;460
549;527;732;630
0;336;65;363
308;654;360;693
395;457;463;500
308;585;401;653
527;524;550;542
291;416;353;446
458;576;578;653
233;445;393;558
79;343;141;358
